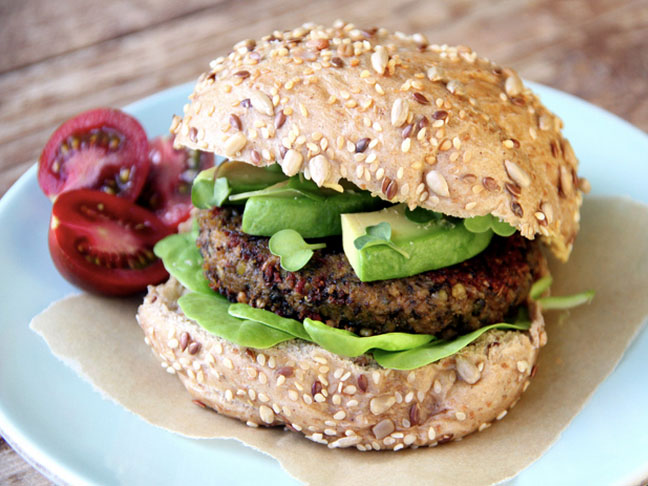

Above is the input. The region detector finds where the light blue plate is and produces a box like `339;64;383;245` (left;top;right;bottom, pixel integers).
0;82;646;486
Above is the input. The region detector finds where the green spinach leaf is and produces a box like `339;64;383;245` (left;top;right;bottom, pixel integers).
303;318;435;357
179;292;294;348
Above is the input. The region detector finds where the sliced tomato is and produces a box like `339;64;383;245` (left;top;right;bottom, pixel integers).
38;108;150;201
49;189;172;296
138;136;214;229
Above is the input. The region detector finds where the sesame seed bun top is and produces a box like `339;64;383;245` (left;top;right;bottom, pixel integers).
172;21;588;261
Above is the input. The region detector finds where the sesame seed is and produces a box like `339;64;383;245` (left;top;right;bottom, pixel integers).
259;372;268;384
248;389;256;400
288;390;298;401
439;139;452;151
334;411;346;420
456;411;467;421
276;375;286;386
324;429;337;436
246;367;258;378
517;360;529;373
225;389;233;401
401;138;411;153
332;394;342;405
383;437;396;446
427;426;436;441
372;371;381;385
303;394;313;404
223;357;234;369
479;422;491;432
259;405;275;424
497;410;508;420
168;338;179;349
371;45;389;74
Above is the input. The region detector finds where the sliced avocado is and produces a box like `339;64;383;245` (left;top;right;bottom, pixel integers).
341;205;493;282
241;186;383;238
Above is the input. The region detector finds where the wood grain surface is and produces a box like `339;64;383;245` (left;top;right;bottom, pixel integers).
1;0;647;484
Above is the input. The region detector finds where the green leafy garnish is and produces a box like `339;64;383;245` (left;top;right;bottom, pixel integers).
268;229;326;271
537;291;595;310
373;319;531;370
228;178;330;203
303;318;435;357
179;292;294;348
353;222;410;259
530;275;553;300
153;226;213;296
463;214;516;237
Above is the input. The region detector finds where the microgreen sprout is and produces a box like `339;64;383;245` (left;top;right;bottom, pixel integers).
353;222;410;259
269;229;326;271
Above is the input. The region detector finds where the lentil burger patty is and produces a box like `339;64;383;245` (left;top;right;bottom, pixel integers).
197;207;546;339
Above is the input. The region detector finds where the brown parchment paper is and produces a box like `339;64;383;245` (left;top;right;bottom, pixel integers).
31;196;648;486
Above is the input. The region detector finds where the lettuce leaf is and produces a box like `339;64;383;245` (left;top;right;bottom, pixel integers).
373;320;531;370
153;228;213;296
179;292;294;348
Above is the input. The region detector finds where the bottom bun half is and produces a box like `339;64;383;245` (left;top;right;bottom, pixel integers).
137;277;546;450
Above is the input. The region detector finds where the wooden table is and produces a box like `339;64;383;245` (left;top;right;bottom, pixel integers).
1;0;646;484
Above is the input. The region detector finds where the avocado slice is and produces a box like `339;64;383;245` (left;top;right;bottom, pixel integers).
341;205;493;282
241;187;382;238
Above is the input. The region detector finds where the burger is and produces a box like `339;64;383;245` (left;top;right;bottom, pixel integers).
137;21;589;451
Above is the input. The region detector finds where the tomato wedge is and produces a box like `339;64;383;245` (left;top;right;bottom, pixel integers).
49;189;172;296
138;136;214;229
38;108;150;201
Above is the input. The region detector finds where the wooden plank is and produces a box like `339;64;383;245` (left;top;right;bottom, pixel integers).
0;0;221;73
0;438;56;486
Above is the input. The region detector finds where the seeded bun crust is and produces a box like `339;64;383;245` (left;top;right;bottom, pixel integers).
172;21;588;260
137;277;546;450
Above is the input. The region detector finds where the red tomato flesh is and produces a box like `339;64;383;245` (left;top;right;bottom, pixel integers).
38;108;150;201
49;189;172;296
138;136;214;229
